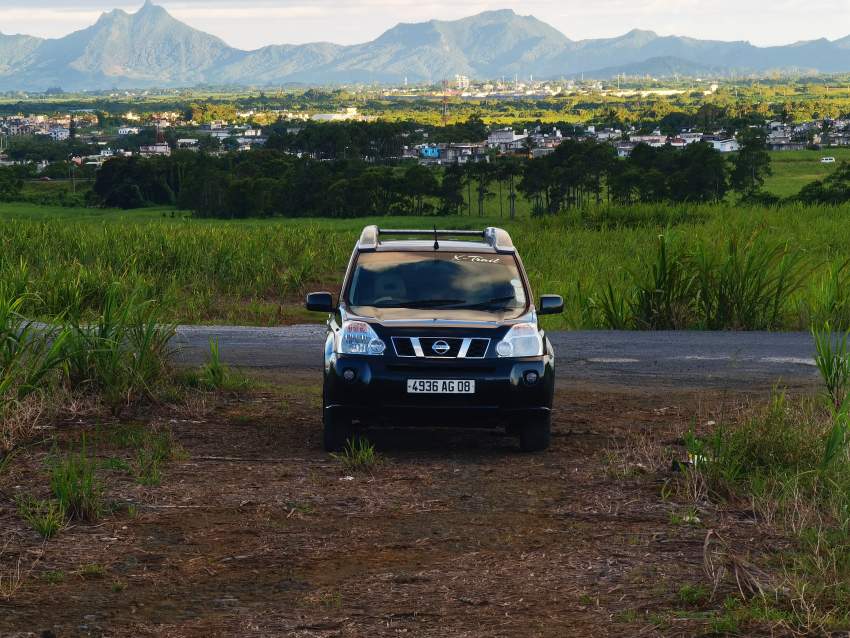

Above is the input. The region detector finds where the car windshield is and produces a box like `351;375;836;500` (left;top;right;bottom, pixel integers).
347;251;528;317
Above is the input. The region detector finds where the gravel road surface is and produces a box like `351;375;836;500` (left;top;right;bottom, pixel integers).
174;326;821;389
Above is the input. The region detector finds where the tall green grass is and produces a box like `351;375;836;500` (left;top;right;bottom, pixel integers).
6;201;850;329
0;282;176;450
0;218;351;324
62;285;174;411
596;234;810;330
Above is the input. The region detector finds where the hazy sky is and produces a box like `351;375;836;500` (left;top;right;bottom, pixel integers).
3;0;848;49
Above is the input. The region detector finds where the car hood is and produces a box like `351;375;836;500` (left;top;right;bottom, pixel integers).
345;305;531;328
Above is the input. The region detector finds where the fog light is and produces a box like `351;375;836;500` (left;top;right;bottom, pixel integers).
524;371;539;385
343;369;356;382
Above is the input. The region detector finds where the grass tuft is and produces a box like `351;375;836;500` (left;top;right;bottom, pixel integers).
331;437;379;472
49;442;103;523
182;338;250;392
812;323;850;410
15;495;66;539
132;429;183;486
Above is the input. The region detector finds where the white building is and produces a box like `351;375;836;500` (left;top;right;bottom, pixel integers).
118;127;141;136
312;107;366;122
487;128;529;152
50;127;70;141
629;130;668;147
709;139;740;153
140;143;171;157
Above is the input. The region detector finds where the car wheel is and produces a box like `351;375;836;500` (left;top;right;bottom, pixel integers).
323;406;350;452
519;414;551;452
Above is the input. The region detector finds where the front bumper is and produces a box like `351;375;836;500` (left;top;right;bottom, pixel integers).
324;354;555;428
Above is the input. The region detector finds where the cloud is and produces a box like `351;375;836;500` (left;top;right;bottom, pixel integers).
4;0;850;48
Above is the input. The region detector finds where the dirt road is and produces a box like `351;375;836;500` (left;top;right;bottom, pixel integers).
3;374;767;637
0;330;819;636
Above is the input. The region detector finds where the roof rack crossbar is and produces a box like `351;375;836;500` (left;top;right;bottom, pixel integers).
357;225;514;253
377;228;485;238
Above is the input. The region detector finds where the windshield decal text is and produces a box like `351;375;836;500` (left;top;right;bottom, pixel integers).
453;254;502;264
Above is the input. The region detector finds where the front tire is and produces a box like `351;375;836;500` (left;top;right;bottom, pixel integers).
519;414;551;452
323;406;351;452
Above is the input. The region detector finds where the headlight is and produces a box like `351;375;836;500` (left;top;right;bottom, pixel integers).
338;321;386;355
496;323;543;358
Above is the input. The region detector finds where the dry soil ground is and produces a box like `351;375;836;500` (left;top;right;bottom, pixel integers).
0;371;802;637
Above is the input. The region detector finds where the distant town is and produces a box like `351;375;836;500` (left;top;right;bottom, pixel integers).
1;94;848;173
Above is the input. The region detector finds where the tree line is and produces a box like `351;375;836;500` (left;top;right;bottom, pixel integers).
85;132;783;218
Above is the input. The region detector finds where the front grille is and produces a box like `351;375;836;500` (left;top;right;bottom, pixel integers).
391;336;490;359
466;339;489;358
393;338;416;357
419;337;463;358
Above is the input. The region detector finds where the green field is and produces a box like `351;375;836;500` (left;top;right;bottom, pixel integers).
764;148;850;197
4;200;850;330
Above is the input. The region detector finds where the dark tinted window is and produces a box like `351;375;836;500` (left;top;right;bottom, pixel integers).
347;251;527;316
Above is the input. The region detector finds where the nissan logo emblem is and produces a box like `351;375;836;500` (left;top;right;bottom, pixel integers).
432;340;451;355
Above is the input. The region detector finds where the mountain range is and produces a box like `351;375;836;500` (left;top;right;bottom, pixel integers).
2;1;850;91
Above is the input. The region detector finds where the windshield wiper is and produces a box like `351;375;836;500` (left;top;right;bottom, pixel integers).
372;298;466;309
449;295;518;310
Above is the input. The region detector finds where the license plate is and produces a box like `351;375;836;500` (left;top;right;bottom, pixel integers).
407;379;475;394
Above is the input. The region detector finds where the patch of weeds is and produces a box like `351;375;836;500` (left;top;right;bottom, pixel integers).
100;457;131;472
812;323;850;409
49;442;103;523
41;570;65;585
331;436;379;472
111;579;126;593
709;613;740;635
110;501;139;519
644;611;671;630
285;501;315;515
78;563;105;579
132;430;184;486
301;589;344;610
0;448;19;477
677;583;710;606
613;609;638;623
670;506;702;526
183;338;251;392
93;424;184;486
320;591;343;610
102;423;148;449
0;557;23;600
15;495;66;539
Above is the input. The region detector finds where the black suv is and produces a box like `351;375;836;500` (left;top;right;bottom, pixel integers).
306;227;563;452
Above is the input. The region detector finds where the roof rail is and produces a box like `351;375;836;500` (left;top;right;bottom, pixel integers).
357;226;515;253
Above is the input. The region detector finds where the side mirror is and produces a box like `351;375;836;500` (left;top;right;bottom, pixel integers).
538;295;564;316
306;292;335;313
